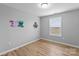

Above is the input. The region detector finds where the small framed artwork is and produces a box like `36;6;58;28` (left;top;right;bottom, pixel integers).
33;22;38;28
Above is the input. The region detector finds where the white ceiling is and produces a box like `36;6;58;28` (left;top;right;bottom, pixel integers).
3;3;79;17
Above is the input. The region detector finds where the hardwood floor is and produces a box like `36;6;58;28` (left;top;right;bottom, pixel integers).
2;39;79;56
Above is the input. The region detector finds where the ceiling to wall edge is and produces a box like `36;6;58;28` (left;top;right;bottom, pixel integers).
1;4;38;18
39;8;79;18
1;3;79;18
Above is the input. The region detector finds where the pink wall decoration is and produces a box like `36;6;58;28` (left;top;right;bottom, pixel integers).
9;20;15;27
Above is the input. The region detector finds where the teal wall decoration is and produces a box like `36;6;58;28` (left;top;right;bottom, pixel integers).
18;21;24;28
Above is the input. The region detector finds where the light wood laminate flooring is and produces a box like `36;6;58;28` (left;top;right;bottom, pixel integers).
2;39;79;56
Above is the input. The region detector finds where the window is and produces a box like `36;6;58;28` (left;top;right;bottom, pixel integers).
49;16;62;37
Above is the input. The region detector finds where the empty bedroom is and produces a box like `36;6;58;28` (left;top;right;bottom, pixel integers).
0;3;79;56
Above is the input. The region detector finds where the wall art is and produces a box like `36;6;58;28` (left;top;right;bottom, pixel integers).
9;20;24;28
33;22;38;28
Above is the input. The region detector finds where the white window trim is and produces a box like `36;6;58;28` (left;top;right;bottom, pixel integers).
49;16;62;37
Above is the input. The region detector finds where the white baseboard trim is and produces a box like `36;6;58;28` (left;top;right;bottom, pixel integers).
40;38;79;48
1;38;79;56
0;39;40;56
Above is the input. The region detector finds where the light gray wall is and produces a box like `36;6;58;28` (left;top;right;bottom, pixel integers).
0;4;40;52
40;9;79;47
